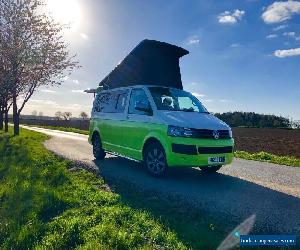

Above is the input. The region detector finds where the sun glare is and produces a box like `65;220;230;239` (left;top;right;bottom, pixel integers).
46;0;82;31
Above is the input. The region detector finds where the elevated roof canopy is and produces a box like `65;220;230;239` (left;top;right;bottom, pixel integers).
99;39;189;90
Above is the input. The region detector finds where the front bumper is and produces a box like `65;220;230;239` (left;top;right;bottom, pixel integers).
165;137;234;167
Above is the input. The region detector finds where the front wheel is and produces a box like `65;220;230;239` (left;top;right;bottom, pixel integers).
92;134;106;160
199;165;222;173
144;142;168;177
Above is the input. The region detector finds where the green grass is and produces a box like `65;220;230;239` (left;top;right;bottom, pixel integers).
235;151;300;167
25;125;89;135
0;128;226;250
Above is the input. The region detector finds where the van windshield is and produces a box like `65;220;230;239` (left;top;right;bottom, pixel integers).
149;87;209;113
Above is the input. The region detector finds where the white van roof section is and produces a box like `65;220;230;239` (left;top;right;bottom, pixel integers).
98;39;189;90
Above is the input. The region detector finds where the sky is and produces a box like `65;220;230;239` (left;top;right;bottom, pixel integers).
23;0;300;120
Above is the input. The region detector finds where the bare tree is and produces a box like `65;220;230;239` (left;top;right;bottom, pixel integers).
80;111;88;120
31;110;37;116
55;111;63;120
0;26;12;132
0;93;5;130
0;103;3;130
0;0;79;135
3;102;11;132
291;120;300;129
63;112;72;121
0;88;12;132
38;111;43;117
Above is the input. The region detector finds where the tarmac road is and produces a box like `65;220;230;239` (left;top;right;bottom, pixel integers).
23;126;300;239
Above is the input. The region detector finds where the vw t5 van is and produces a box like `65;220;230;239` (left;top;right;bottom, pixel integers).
89;85;234;177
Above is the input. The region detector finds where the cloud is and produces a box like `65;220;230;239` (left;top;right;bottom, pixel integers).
203;99;213;103
220;99;229;103
262;1;300;24
186;36;200;45
29;99;59;106
80;33;89;40
266;34;278;39
67;104;84;109
192;92;205;99
230;43;241;48
71;89;85;94
273;24;288;31
40;89;56;93
283;31;296;37
296;36;300;41
218;9;245;24
72;79;79;84
24;98;91;117
188;38;200;45
274;47;300;57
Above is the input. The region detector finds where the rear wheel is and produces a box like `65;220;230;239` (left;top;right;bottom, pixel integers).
199;165;222;173
92;134;106;160
144;142;167;177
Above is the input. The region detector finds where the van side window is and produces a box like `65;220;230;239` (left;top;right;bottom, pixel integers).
93;94;104;113
128;89;151;115
94;93;116;113
94;91;128;113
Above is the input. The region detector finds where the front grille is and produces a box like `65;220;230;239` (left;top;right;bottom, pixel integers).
191;129;230;139
172;144;198;155
198;146;233;154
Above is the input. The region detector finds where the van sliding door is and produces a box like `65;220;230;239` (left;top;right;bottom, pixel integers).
122;88;154;160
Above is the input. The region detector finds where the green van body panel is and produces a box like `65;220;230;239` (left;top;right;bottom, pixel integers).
89;118;234;167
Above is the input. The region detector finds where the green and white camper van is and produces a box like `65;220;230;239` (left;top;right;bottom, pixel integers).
89;85;234;176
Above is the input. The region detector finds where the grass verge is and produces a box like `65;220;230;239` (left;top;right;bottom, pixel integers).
24;125;89;135
235;151;300;167
0;128;224;249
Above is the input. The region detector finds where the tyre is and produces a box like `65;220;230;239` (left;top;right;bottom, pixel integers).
144;142;168;177
199;165;222;173
92;133;106;160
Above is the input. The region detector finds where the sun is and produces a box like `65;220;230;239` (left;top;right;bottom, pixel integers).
46;0;82;31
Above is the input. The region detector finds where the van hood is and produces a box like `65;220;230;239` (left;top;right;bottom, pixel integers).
159;111;230;130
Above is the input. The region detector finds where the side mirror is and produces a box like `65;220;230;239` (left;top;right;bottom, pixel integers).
135;101;152;114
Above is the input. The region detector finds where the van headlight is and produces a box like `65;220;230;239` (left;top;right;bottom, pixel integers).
167;126;193;137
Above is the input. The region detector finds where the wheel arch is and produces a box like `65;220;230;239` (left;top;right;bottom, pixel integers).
90;128;102;144
142;133;170;160
142;137;161;157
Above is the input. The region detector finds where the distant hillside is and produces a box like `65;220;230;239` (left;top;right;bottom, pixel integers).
214;112;290;128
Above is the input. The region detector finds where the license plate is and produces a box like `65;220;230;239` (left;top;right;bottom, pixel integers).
208;156;226;164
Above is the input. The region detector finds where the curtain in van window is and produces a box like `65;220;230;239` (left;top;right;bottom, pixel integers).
115;92;128;113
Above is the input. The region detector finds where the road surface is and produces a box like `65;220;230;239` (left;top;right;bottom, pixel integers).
23;126;300;238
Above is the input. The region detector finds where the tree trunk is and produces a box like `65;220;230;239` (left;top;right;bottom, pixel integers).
0;106;3;130
13;92;19;136
4;107;8;133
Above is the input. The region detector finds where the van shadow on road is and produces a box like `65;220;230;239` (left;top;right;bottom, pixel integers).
93;156;300;242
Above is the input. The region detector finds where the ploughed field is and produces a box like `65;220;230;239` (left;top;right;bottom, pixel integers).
233;128;300;159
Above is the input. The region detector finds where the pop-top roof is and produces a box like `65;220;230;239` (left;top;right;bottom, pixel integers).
99;39;189;90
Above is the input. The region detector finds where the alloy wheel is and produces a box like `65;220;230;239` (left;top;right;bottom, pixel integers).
146;145;167;176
